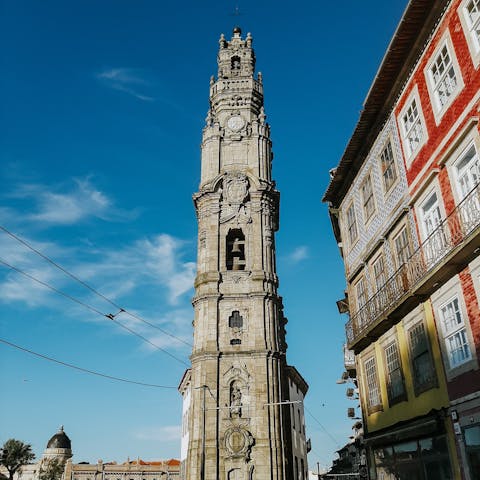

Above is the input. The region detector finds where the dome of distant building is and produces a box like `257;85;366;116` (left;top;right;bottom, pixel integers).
43;426;73;463
46;426;71;449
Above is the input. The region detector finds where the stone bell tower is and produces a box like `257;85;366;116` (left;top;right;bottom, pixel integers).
179;27;309;480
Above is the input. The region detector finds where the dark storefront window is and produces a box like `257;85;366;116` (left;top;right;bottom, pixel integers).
373;435;452;479
464;425;480;480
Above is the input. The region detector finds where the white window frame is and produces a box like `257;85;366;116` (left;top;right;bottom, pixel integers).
398;86;428;165
431;276;477;379
419;189;444;240
458;0;480;68
469;255;480;307
415;183;448;267
439;296;472;369
453;141;480;201
445;126;480;232
424;32;464;123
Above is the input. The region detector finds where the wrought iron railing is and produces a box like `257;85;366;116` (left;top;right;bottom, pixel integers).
346;182;480;346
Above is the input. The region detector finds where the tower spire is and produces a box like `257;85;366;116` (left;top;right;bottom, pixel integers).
179;30;309;480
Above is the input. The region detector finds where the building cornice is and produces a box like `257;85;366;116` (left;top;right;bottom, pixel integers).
322;0;450;206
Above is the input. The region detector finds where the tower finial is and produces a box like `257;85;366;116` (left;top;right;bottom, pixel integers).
233;26;242;37
219;33;226;49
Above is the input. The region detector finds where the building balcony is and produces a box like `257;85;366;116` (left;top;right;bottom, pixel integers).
346;182;480;352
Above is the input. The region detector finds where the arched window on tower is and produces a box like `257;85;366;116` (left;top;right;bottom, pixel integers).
231;56;241;71
226;229;246;270
229;311;243;328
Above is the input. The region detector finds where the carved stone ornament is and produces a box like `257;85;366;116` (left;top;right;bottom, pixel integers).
263;226;272;247
224;363;251;383
224;426;254;460
220;173;252;224
224;173;248;204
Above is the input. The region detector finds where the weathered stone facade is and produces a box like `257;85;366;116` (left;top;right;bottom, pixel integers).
180;28;308;480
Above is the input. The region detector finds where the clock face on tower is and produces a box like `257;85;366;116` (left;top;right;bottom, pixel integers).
227;115;245;131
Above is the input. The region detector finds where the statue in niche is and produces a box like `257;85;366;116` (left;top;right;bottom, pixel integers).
230;381;242;417
258;106;266;125
205;109;213;127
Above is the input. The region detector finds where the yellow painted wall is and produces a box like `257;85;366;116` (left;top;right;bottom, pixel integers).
359;301;448;433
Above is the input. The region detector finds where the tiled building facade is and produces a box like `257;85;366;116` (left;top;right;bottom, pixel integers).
324;0;480;478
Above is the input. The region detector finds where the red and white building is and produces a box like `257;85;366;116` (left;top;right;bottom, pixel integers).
396;0;480;477
324;0;480;478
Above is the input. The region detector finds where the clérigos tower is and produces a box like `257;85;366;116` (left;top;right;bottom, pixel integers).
179;27;309;480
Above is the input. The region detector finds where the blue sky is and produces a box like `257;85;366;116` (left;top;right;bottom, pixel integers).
0;0;407;470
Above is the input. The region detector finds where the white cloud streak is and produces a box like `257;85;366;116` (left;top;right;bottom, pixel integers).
97;68;155;102
133;425;181;442
6;178;136;226
288;246;309;264
0;177;194;351
0;232;195;348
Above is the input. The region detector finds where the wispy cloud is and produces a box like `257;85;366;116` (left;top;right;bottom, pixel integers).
0;231;195;347
0;234;71;307
287;246;309;264
7;178;136;226
97;68;155;102
0;176;194;353
133;425;181;442
140;234;196;304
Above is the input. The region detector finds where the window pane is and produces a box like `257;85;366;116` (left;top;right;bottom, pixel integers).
394;227;411;265
409;321;437;390
362;175;375;220
424;458;453;480
402;99;424;156
456;144;480;199
347;204;358;243
422;193;442;236
394;440;418;460
373;255;386;290
465;425;480;446
380;141;397;191
374;446;394;463
466;0;480;48
429;43;458;109
365;357;381;408
448;330;471;366
441;297;462;335
385;341;405;401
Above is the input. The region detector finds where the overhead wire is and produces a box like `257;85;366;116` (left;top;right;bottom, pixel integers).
0;256;189;367
1;226;341;441
0;338;177;389
0;257;104;316
304;405;341;448
0;224;192;347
